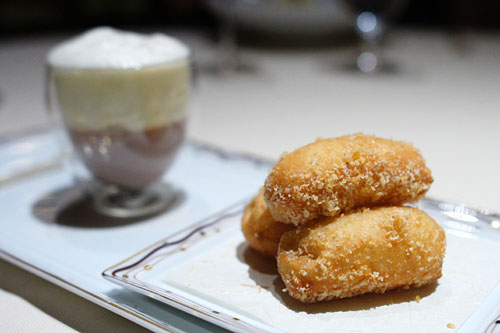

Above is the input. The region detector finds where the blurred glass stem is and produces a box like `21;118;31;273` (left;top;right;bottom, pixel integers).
217;0;238;74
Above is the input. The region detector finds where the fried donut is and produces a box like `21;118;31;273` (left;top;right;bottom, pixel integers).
277;206;446;303
241;189;295;257
264;134;433;225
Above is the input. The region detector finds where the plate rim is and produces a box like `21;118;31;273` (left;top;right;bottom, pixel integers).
103;200;278;333
0;249;176;333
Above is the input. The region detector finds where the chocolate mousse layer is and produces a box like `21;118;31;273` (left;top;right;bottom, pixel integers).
68;120;185;189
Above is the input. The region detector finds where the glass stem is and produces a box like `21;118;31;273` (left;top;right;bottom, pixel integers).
217;1;238;73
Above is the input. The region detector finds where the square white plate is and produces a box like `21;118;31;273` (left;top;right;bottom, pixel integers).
0;129;273;332
104;198;500;333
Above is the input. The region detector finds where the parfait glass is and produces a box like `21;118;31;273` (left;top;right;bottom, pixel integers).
46;28;191;218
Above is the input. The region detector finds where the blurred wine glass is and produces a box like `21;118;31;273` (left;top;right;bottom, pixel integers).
207;0;351;75
204;0;244;75
342;0;407;73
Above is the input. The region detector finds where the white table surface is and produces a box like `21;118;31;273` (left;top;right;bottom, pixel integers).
0;28;499;332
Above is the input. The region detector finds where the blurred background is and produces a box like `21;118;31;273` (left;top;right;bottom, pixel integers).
0;0;499;209
1;0;500;37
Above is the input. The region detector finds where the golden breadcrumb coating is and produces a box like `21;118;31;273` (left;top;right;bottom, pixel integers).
264;134;433;225
241;189;295;257
277;206;446;303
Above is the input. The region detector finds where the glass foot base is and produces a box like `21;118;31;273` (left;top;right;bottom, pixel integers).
92;183;176;218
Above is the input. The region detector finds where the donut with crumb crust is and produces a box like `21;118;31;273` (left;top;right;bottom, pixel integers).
264;134;433;225
277;206;446;303
241;189;295;257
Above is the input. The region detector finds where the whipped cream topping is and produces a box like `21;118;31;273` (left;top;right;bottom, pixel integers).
53;62;190;131
47;27;190;69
